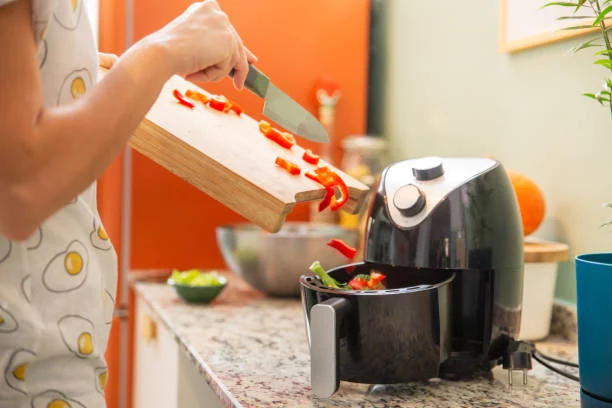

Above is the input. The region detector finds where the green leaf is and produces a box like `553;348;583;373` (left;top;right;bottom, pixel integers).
601;221;612;228
595;49;612;55
576;0;587;11
594;5;612;25
562;24;596;30
594;58;612;68
603;202;612;208
584;92;598;99
542;1;585;8
571;38;601;52
558;15;593;20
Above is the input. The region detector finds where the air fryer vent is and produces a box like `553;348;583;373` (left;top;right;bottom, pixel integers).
304;276;435;295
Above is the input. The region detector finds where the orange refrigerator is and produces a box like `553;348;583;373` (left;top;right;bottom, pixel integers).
97;1;370;407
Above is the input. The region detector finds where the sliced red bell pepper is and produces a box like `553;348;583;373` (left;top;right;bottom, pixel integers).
367;271;387;289
185;89;210;105
229;103;243;116
302;149;320;165
275;157;301;175
318;186;335;212
348;277;367;290
327;238;357;259
259;120;295;149
208;95;230;112
172;89;195;109
314;167;349;211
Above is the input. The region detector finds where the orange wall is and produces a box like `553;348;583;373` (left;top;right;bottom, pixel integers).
129;0;371;269
97;1;369;407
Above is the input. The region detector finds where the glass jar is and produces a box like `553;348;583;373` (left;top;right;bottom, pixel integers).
339;135;388;230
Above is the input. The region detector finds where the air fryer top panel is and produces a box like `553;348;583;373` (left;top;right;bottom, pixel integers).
384;157;497;229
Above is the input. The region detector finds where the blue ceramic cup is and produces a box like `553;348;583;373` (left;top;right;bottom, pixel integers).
576;253;612;407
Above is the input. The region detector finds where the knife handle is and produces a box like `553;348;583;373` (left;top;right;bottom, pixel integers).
229;64;269;98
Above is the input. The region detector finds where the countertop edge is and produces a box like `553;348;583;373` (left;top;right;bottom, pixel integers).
134;284;243;408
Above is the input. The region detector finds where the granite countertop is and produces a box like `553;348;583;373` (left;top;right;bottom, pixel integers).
132;271;581;408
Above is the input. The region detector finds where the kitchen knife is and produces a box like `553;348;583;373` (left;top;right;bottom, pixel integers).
230;65;329;143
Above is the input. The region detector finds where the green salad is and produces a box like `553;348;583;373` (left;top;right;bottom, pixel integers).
169;269;225;287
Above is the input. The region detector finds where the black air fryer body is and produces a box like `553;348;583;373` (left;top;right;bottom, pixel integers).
364;157;524;375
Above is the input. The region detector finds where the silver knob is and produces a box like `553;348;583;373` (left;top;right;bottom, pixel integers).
412;156;444;181
393;184;426;217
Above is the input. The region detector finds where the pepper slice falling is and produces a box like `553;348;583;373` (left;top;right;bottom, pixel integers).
314;167;349;211
259;120;295;149
327;238;357;259
275;157;301;175
302;149;320;165
185;89;210;105
172;89;195;109
318;187;335;212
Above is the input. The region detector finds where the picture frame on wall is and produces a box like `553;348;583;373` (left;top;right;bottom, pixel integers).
499;0;597;53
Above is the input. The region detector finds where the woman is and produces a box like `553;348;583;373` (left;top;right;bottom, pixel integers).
0;0;255;406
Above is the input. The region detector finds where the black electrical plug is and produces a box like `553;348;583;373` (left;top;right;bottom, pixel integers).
501;338;534;385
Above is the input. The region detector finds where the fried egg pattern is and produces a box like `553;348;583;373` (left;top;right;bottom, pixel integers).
42;240;89;293
57;69;92;105
4;348;36;394
103;290;114;326
26;227;43;251
0;305;18;333
90;219;111;251
58;315;96;359
94;367;108;393
52;0;83;31
21;275;32;303
0;239;11;265
31;390;86;408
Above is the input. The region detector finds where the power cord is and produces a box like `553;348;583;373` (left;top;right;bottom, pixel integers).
532;349;580;383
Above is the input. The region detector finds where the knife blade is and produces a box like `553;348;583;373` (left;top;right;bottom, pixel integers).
230;65;329;143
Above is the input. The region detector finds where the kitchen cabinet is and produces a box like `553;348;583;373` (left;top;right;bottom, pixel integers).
133;295;223;408
133;296;179;408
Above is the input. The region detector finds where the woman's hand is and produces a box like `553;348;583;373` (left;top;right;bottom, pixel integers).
99;53;119;70
143;0;257;89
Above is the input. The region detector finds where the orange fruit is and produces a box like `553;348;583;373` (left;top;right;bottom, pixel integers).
507;170;546;236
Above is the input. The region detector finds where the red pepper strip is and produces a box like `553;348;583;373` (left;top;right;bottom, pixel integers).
367;271;387;289
318;186;335;212
348;277;367;290
259;120;294;149
327;238;357;259
275;157;301;175
305;171;321;184
302;149;320;165
208;96;230;112
185;89;210;105
345;265;356;274
172;89;195;109
314;167;349;211
229;103;243;116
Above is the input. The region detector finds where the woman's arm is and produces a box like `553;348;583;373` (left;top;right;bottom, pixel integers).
0;0;254;240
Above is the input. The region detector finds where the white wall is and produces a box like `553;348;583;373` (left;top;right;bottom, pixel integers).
381;0;612;303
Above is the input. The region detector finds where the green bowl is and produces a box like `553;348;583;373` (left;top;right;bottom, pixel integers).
167;276;228;304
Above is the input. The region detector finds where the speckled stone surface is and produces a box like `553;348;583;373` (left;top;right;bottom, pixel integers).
133;272;581;408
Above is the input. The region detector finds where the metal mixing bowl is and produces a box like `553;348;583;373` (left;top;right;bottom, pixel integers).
216;222;360;297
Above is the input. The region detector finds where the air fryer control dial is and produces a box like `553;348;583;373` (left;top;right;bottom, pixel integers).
384;158;497;229
393;184;426;217
412;157;445;181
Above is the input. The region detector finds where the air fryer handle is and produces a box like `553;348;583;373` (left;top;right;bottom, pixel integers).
310;297;351;398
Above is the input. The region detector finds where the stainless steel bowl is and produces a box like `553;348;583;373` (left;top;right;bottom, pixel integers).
216;222;359;297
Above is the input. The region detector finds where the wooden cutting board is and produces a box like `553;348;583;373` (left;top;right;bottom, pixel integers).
125;74;369;233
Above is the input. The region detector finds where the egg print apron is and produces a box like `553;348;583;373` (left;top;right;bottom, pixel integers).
0;0;118;407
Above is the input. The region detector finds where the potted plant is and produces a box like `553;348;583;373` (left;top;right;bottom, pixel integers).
544;2;612;407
